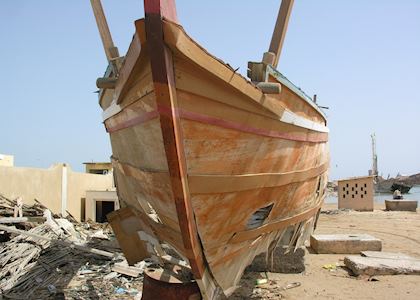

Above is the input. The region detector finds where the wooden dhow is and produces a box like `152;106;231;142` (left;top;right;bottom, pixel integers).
91;0;329;298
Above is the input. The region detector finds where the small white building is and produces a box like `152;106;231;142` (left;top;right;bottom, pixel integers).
0;154;14;167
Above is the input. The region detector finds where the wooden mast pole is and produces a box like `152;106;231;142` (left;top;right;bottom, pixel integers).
90;0;119;62
263;0;295;68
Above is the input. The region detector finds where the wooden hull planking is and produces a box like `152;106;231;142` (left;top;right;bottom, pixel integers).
101;18;329;298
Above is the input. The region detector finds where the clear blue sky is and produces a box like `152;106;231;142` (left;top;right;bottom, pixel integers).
1;1;419;180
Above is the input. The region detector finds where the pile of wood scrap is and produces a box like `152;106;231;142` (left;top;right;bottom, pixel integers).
0;194;48;217
0;214;153;299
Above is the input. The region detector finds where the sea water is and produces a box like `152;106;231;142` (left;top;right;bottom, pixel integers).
325;185;420;204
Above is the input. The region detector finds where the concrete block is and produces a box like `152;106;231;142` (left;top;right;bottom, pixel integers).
361;251;414;260
344;254;420;276
310;234;382;254
246;246;305;273
385;200;418;212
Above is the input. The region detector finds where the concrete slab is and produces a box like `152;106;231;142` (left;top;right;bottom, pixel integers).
344;255;420;276
385;200;417;212
361;251;415;260
246;246;305;273
310;234;382;254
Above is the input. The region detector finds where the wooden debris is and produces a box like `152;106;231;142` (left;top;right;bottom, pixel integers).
0;200;155;299
13;197;23;217
0;224;114;258
0;217;46;224
112;263;143;277
344;254;420;276
0;194;50;217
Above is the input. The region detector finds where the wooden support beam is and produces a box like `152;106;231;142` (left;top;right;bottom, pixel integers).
264;0;295;68
143;0;203;278
144;0;179;23
90;0;119;62
256;82;282;94
96;77;117;89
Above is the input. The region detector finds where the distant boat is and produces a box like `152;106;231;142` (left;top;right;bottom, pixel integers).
92;0;329;297
391;182;412;194
375;178;412;194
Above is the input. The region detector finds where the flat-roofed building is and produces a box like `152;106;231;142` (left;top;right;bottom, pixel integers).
0;154;14;167
83;162;113;175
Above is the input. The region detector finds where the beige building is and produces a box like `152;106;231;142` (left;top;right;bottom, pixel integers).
0;154;14;167
0;163;114;221
84;162;113;175
85;190;119;223
338;176;374;211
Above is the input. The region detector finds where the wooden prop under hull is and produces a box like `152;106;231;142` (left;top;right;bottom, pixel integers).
101;12;329;300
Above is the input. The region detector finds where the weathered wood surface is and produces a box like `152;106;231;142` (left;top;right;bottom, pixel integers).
107;207;149;265
98;10;329;299
266;0;295;68
90;0;119;61
0;217;46;224
0;224;114;258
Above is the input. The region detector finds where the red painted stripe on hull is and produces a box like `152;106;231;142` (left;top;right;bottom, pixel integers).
178;108;327;143
106;105;328;142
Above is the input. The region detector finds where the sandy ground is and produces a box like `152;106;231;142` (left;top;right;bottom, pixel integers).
230;203;420;299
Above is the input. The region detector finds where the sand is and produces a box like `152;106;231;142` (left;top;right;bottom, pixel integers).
230;203;420;299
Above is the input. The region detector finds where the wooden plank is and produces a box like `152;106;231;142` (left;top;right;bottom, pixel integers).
163;21;327;130
188;162;328;194
143;4;205;279
266;66;327;121
178;107;327;141
112;161;179;227
107;207;149;265
0;224;114;258
0;217;45;224
266;0;295;68
177;89;325;139
106;109;158;133
174;56;279;120
89;0;119;61
107;103;328;141
114;33;144;104
110;118;168;171
228;203;322;244
114;38;141;100
112;263;143;277
268;78;326;124
162;20;284;118
191;177;322;248
182;119;328;175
